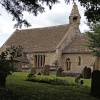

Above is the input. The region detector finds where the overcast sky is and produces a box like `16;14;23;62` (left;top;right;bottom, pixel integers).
0;1;89;47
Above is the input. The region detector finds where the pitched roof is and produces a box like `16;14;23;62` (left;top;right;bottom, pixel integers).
5;24;69;52
63;34;91;53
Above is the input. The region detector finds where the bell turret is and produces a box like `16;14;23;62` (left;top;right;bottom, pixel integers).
69;3;81;29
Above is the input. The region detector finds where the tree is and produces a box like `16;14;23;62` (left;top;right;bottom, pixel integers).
0;0;100;28
0;46;23;88
86;22;100;70
78;0;100;23
0;0;59;28
0;0;99;28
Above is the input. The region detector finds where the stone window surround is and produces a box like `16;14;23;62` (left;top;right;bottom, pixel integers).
35;55;45;68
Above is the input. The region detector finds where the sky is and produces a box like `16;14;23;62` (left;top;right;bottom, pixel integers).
0;1;89;47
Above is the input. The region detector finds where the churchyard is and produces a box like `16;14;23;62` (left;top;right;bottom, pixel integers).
0;72;99;100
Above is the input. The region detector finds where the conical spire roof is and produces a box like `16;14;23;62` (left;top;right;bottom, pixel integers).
70;3;81;17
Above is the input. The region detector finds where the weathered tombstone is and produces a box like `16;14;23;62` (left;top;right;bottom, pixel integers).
75;74;81;83
30;67;36;74
43;65;50;75
91;70;100;98
49;66;58;74
83;66;88;78
56;67;63;76
28;67;36;78
83;66;91;79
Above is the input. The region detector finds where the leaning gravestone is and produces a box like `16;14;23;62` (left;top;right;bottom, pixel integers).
43;65;50;75
56;67;63;76
91;70;100;98
75;74;81;83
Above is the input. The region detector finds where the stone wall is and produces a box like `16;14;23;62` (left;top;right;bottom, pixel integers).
55;27;80;67
62;53;95;73
30;52;56;67
45;52;56;66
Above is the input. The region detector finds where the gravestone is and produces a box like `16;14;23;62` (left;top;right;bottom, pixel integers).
75;74;81;83
56;67;63;76
91;70;100;98
43;65;50;75
27;67;36;78
49;66;58;74
83;66;91;79
30;67;36;74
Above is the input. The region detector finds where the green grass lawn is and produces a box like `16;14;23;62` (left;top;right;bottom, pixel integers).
1;72;98;100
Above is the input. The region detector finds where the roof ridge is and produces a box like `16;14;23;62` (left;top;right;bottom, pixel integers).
18;24;69;31
5;23;69;52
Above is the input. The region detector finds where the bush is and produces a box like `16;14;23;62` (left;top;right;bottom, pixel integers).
26;77;71;86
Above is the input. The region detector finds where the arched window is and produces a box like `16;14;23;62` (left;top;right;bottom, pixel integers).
66;58;71;71
78;56;81;66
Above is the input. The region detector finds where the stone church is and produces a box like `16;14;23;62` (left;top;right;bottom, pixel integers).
0;3;96;73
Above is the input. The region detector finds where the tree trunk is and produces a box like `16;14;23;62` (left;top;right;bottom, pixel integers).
0;76;6;88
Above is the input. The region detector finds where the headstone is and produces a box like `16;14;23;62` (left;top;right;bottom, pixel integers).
56;67;63;76
28;67;36;78
83;66;91;79
75;74;81;83
43;65;50;75
91;70;100;98
30;67;36;74
49;66;58;74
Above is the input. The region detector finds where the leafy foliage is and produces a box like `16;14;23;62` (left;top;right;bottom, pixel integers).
26;75;71;85
77;0;100;23
0;46;23;77
0;0;100;28
0;52;11;77
86;23;100;57
0;0;59;28
0;72;97;100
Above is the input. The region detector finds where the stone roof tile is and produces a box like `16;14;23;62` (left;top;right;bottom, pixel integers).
63;34;91;53
5;24;69;52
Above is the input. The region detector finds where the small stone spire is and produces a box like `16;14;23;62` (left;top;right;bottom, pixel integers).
69;3;81;29
70;2;80;17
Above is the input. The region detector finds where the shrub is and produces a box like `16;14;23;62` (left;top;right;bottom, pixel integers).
26;77;71;86
0;46;23;88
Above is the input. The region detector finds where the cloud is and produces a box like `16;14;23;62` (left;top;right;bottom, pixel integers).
0;13;15;35
0;41;3;47
22;0;73;27
0;0;89;47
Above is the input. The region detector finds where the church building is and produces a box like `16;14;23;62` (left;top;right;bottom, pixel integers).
0;3;96;73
